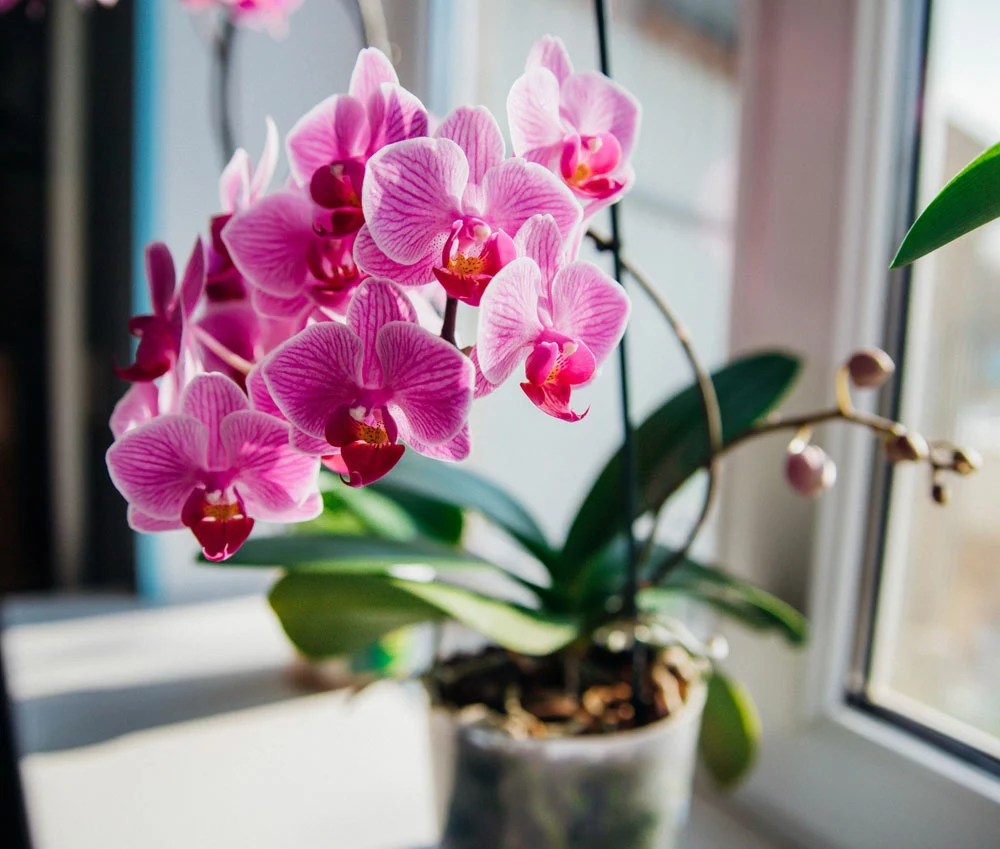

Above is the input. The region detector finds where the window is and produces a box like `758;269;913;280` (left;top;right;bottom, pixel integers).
858;0;1000;771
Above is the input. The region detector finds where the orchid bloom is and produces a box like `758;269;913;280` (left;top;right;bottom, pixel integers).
115;239;205;383
262;278;473;486
508;35;640;220
179;0;303;35
477;215;630;421
207;118;280;303
106;373;321;561
358;106;582;306
222;48;426;320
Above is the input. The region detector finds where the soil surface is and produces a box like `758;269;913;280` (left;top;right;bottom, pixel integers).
426;645;699;738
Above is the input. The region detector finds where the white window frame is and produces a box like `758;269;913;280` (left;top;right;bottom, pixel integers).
715;1;1000;846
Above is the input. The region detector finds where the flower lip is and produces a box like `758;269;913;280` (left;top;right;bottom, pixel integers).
181;487;255;562
325;403;404;486
309;159;366;238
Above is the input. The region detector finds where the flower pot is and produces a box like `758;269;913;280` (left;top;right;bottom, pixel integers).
429;677;707;849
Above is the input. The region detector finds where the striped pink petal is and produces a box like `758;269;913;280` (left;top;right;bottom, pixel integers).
347;278;416;385
353;225;438;287
363;137;466;264
550;261;630;366
507;67;565;158
526;35;573;84
181;373;250;468
286;94;369;186
349;47;399;104
476;257;546;385
513;214;564;290
436;106;505;185
560;72;641;158
482;157;581;242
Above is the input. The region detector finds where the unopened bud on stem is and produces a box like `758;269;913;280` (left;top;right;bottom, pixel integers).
951;447;982;476
847;348;895;389
885;432;929;463
785;443;837;498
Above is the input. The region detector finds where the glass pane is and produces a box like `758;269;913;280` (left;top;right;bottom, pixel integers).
468;0;741;560
869;0;1000;760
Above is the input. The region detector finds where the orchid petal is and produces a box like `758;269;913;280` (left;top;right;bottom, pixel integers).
550;261;631;365
347;278;416;385
179;237;207;319
483;157;581;242
410;424;471;462
250;116;280;203
353;225;438;286
262;322;363;439
181;373;250;467
436;106;505;185
223;410;320;520
219;148;251;213
376;322;473;446
246;363;282;417
476;256;546;385
513;214;564;290
366;84;429;155
250;287;312;321
223;191;317;298
468;346;500;399
286;94;369;187
106;414;207;520
145;242;176;318
560;72;641;157
110;381;161;439
507;67;566;158
290;426;333;456
363;137;466;264
526;35;573;84
127;506;185;533
349;47;399;103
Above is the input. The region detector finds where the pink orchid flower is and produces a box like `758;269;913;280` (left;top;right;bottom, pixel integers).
358;106;582;306
115;239;206;383
507;35;640;220
262;278;473;486
106;373;321;561
476;216;630;421
206;118;280;303
223;49;425;320
180;0;303;36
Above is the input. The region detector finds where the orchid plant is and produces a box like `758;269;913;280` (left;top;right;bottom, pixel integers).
104;37;978;786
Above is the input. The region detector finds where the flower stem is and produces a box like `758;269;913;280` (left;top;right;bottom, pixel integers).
440;296;459;346
212;18;238;167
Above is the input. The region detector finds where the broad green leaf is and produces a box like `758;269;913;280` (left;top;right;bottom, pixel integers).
560;353;800;570
698;671;761;789
313;475;464;545
269;573;442;658
216;534;492;574
642;558;807;645
892;140;1000;267
371;451;557;567
270;572;579;658
390;579;580;655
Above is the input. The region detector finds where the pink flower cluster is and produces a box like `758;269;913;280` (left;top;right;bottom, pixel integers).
106;39;638;560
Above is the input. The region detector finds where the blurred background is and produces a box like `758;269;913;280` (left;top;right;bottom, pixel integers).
0;0;997;847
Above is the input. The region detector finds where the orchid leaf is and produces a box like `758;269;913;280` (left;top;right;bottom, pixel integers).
391;579;580;655
215;534;493;575
658;560;807;644
269;573;443;658
373;451;557;567
698;671;761;789
270;572;579;658
560;352;801;570
892;140;1000;267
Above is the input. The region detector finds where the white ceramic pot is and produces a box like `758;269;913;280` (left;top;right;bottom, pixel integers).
429;679;706;849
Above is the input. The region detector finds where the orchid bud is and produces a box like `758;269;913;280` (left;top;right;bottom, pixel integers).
932;481;950;505
785;443;837;497
847;347;896;388
885;432;929;463
952;447;982;476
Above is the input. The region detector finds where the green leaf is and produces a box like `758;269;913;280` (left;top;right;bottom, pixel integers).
375;488;464;545
698;671;761;789
215;534;493;574
561;352;800;570
892;140;1000;267
269;573;442;658
642;558;807;645
269;572;579;658
371;451;557;567
390;579;580;655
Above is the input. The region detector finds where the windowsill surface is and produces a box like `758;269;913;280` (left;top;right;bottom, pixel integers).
3;596;778;849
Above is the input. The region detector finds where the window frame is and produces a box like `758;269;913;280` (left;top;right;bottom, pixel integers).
714;1;1000;845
